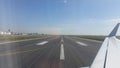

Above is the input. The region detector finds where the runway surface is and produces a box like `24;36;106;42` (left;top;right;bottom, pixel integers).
0;35;102;68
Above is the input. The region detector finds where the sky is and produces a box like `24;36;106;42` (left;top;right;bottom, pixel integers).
1;0;120;35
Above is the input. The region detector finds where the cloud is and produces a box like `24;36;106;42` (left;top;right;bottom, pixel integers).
88;18;120;34
104;18;120;24
63;0;67;3
84;18;120;25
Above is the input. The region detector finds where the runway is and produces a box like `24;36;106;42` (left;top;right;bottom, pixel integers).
0;35;102;68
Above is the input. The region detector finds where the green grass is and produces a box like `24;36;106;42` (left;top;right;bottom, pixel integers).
74;35;120;41
74;35;106;41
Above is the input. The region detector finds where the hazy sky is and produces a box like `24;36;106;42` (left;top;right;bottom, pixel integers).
1;0;120;35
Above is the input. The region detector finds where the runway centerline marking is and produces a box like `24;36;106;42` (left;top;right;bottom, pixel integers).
60;44;65;60
76;41;88;46
61;38;64;42
36;41;48;45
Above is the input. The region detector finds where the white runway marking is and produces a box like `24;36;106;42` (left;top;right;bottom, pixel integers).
0;38;46;45
61;38;64;42
76;41;88;46
60;44;65;60
36;41;48;45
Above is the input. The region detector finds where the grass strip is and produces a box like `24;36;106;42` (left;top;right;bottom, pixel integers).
0;35;49;42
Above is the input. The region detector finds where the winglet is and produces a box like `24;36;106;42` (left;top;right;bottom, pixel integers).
108;23;120;37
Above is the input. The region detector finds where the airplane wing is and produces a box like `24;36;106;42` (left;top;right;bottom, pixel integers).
81;23;120;68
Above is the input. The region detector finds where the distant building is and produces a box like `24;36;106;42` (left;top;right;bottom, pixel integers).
0;31;11;35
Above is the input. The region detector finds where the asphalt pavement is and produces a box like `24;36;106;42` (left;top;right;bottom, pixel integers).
0;35;102;68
